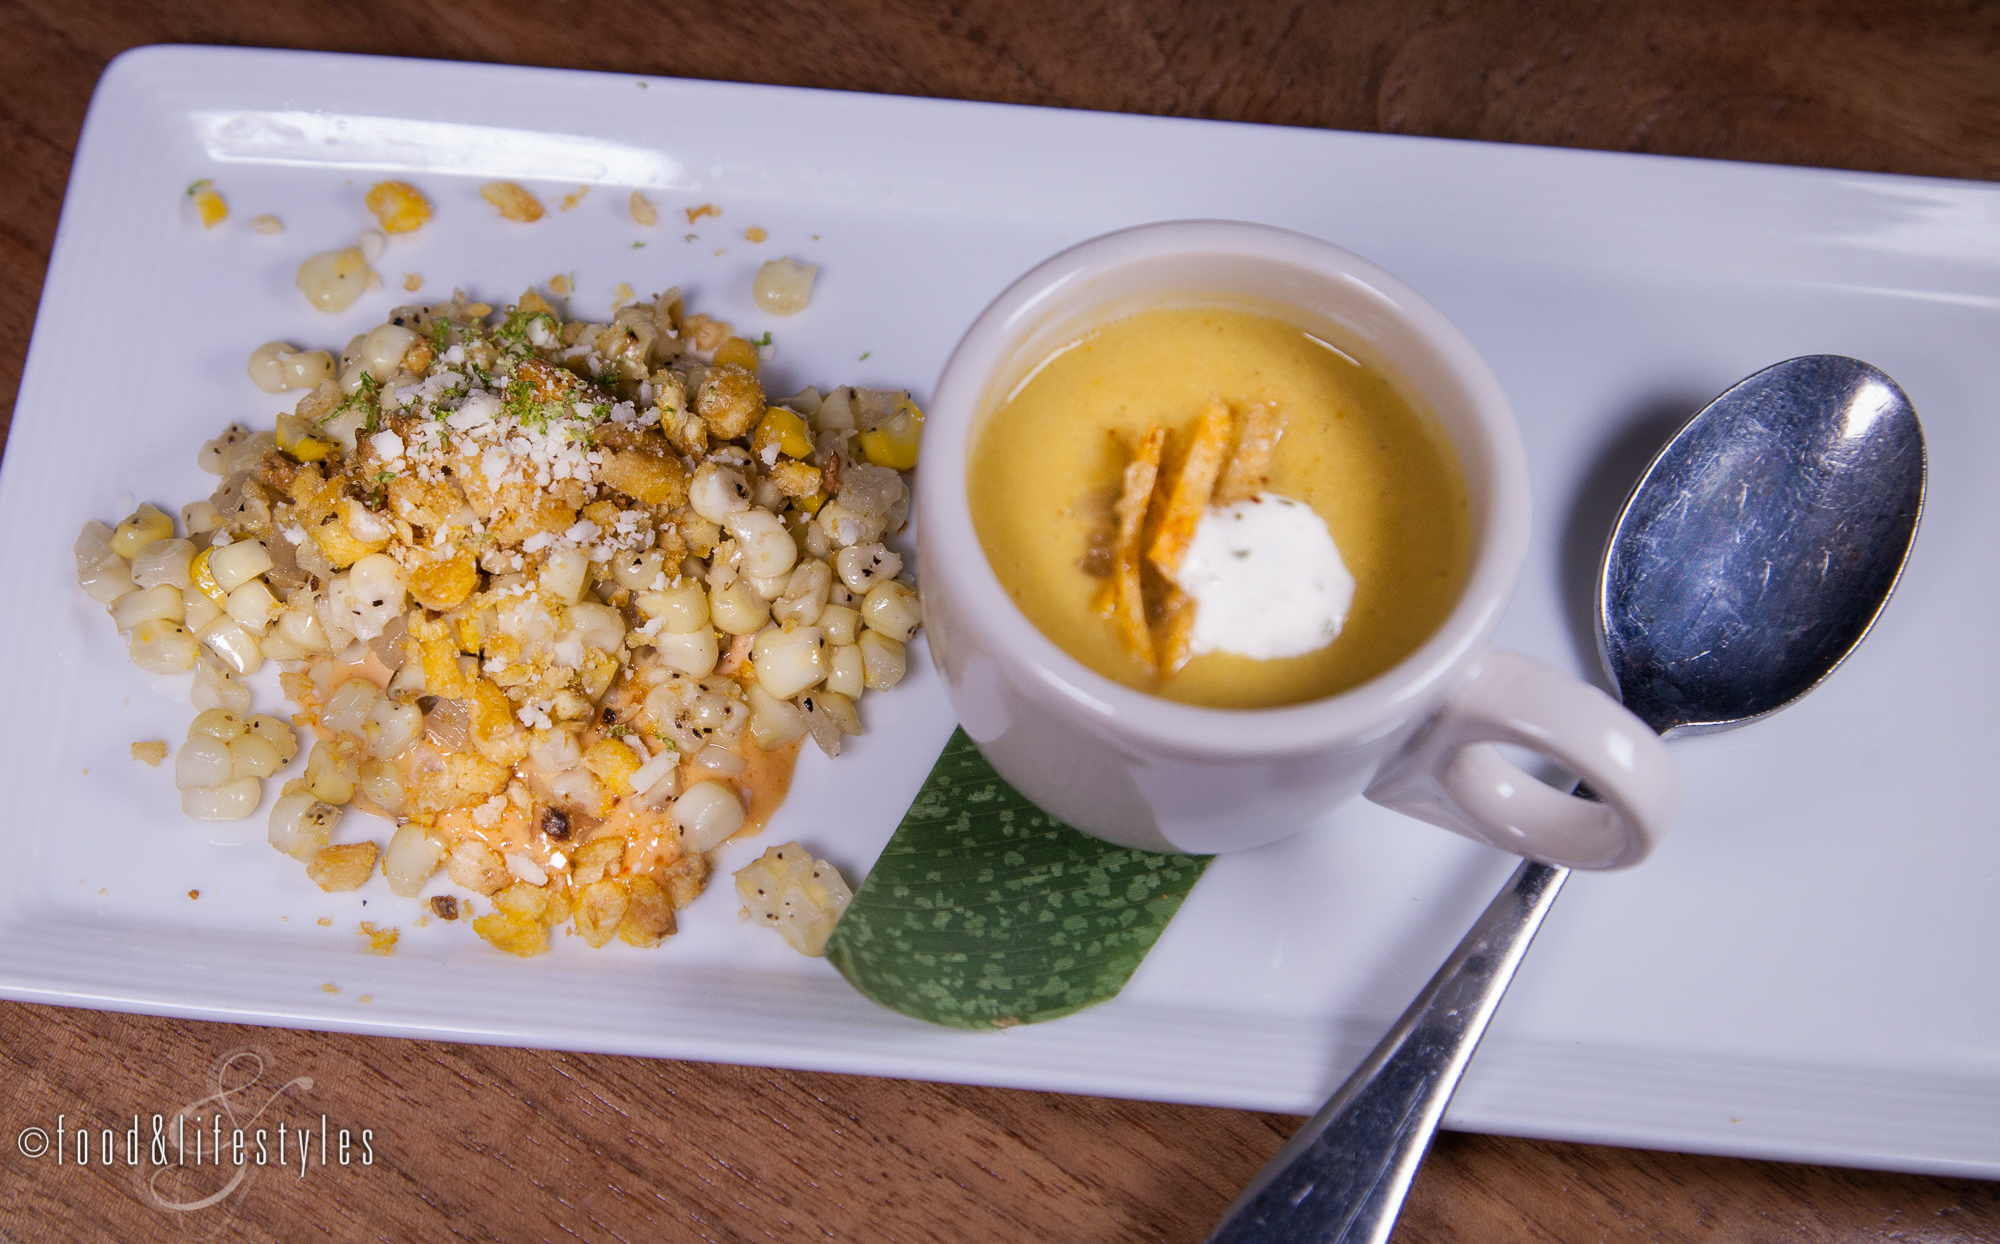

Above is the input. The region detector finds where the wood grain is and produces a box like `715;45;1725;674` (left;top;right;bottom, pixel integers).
4;2;1998;1240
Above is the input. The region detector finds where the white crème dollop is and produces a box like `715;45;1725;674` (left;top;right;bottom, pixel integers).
1173;493;1354;660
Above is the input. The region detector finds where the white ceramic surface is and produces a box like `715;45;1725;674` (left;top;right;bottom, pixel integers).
917;221;1679;866
4;45;1998;1179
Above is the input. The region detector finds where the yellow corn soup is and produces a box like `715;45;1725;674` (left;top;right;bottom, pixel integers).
969;305;1472;709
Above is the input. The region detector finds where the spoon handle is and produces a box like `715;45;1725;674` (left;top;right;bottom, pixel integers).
1207;859;1570;1244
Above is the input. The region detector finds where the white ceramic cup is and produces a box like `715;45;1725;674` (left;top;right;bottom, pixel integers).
915;221;1679;868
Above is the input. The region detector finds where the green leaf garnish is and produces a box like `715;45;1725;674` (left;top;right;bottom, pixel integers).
825;727;1209;1029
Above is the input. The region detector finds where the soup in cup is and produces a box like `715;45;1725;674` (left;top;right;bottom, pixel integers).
916;221;1677;865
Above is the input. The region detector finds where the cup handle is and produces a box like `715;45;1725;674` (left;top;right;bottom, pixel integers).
1363;650;1680;869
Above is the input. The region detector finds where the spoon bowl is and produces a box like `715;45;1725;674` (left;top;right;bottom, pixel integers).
1602;356;1926;736
1208;356;1926;1244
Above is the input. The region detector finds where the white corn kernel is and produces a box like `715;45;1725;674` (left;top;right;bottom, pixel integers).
322;678;384;739
835;543;902;594
382;823;444;897
303;740;358;805
826;644;864;698
723;509;798;581
359;323;417;382
175;736;233;789
751;625;826;699
276;607;331;654
182;586;224;632
364;699;422;759
745;683;808;751
652;627;719;677
111;505;174;558
191;659;252;712
689;463;752;523
709;581;770;635
861;580;922;643
229;734;284;780
75;523;136;605
244;714;298;763
752;256;818;316
181;778;262;822
771;559;831;627
269;789;342;861
247;341;297;392
858;630;906;690
611;549;667;591
359;758;406;815
127;620;198;674
541;545;589;604
112;584;185;632
297;246;371;313
565;602;625;654
672;780;746;853
819;604;861;647
637;582;710;633
206;539;273;593
130;539;195;591
225;579;279;633
188;708;246;742
196;616;263;676
181;501;221;536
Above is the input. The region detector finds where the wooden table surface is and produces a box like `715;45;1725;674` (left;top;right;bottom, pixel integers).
4;2;1997;1240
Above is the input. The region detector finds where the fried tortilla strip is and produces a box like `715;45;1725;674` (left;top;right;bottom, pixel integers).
1213;400;1288;505
1112;424;1166;669
1153;588;1199;675
1146;399;1233;578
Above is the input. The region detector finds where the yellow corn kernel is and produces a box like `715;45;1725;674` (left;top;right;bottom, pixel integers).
582;738;641;793
187;180;227;228
752;407;814;460
189;547;228;604
712;336;760;371
791;489;828;516
859;399;924;471
364;180;432;234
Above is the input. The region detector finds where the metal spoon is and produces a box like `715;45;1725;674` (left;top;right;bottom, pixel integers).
1208;355;1927;1244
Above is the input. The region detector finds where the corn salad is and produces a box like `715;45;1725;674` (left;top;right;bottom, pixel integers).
75;283;923;956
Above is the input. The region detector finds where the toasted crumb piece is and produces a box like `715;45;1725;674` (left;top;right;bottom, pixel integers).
307;842;379;892
549;273;573;296
630;190;658;226
559;186;590;211
317;917;332;927
481;181;544;223
364;180;432;234
187;179;227;228
429;894;460;921
618;876;676;948
611;282;635;309
321;982;339;994
187;889;200;900
359;995;372;1004
357;921;400;956
250;214;283;235
402;272;422;291
131;739;168;767
685;202;719;224
744;226;767;243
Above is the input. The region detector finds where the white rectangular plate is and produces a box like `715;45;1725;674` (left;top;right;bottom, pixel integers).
6;45;1998;1179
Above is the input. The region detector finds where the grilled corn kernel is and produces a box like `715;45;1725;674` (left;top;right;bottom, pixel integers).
752;408;814;462
712;336;760;371
364;180;432;234
187;180;227;228
858;400;924;470
111;505;174;558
